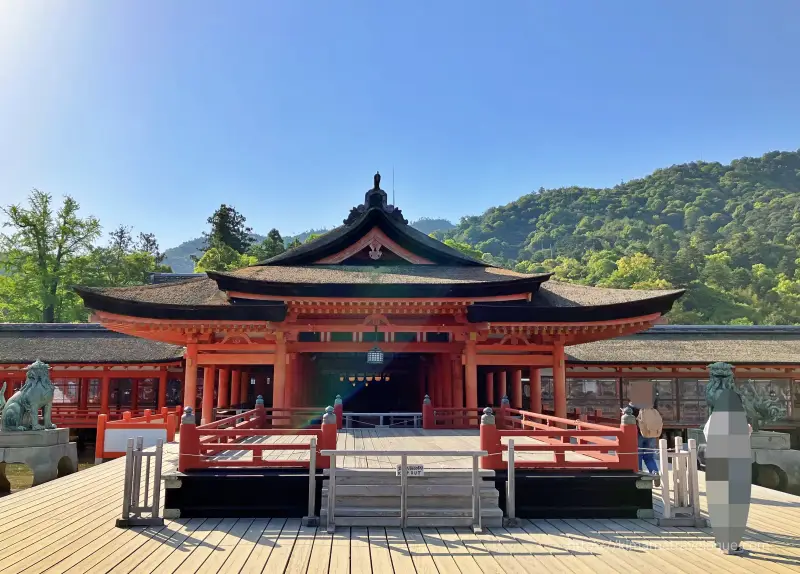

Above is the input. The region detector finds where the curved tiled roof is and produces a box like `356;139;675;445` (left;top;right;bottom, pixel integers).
0;324;184;364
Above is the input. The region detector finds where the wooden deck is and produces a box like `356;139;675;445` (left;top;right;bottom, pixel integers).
1;430;800;573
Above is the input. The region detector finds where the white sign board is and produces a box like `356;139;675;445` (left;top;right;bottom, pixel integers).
396;464;424;477
104;428;167;454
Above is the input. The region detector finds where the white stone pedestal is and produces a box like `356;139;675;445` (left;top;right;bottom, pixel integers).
0;429;78;492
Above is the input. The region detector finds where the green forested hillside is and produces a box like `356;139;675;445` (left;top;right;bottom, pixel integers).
439;150;800;325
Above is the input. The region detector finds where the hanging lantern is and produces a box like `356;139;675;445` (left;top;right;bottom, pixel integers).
385;374;391;382
374;374;382;382
366;375;373;382
357;374;365;382
339;375;344;382
348;375;355;382
366;324;384;364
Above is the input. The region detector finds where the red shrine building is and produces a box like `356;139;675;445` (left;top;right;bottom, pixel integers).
70;173;687;425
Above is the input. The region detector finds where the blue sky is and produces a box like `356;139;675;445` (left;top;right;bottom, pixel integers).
1;1;799;248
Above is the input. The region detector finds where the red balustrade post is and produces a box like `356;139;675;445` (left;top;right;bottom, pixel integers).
422;395;434;430
318;406;338;470
480;407;502;470
123;411;131;421
334;395;343;430
144;409;152;422
619;409;639;472
167;413;176;442
255;395;266;427
178;407;200;472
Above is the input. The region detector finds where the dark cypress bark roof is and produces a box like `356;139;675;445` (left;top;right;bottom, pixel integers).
566;325;800;365
468;282;685;322
206;266;550;298
0;324;184;364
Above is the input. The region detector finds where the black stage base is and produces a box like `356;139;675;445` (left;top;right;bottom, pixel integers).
165;469;322;518
494;470;653;519
166;469;651;519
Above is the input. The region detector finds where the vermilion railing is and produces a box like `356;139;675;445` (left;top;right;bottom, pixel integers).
95;407;181;462
178;399;337;472
480;406;638;471
421;399;484;430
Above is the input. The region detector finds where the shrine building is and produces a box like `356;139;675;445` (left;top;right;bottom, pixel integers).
71;173;687;425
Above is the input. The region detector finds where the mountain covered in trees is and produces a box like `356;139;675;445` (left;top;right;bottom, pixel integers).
437;150;800;325
3;149;799;324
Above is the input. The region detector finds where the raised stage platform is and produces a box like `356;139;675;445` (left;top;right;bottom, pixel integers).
2;438;799;573
163;429;652;520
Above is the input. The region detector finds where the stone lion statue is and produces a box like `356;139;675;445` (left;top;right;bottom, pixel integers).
705;361;736;414
0;360;57;432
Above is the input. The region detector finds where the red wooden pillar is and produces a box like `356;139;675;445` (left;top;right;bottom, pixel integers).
530;368;542;413
284;353;297;409
217;367;230;409
485;372;495;407
273;334;287;409
100;372;111;415
183;344;198;411
553;341;567;420
511;369;523;409
452;356;464;408
79;378;89;410
202;366;215;425
240;371;249;405
158;370;168;411
230;368;240;406
497;370;507;403
464;338;478;409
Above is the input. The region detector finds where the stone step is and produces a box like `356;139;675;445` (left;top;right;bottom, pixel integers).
321;475;496;486
322;495;498;509
322;484;498;497
323;468;495;479
321;516;504;528
320;506;503;518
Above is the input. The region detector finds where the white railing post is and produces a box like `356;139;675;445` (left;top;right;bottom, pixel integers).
303;437;318;526
400;454;408;528
658;438;671;518
472;454;482;534
688;438;702;521
327;453;337;533
505;439;518;526
120;438;134;520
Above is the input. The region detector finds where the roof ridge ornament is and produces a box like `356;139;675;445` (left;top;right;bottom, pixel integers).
343;172;408;226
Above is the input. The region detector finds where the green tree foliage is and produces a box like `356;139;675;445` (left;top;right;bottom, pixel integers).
200;204;252;254
442;238;485;261
1;190;101;322
444;150;800;324
193;244;257;272
248;228;286;261
1;191;170;323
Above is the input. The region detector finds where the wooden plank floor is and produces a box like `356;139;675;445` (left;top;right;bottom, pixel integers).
2;430;799;573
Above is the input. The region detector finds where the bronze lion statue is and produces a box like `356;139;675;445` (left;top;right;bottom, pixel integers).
0;360;57;432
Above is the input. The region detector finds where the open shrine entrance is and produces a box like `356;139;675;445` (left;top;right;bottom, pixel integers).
309;353;425;414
